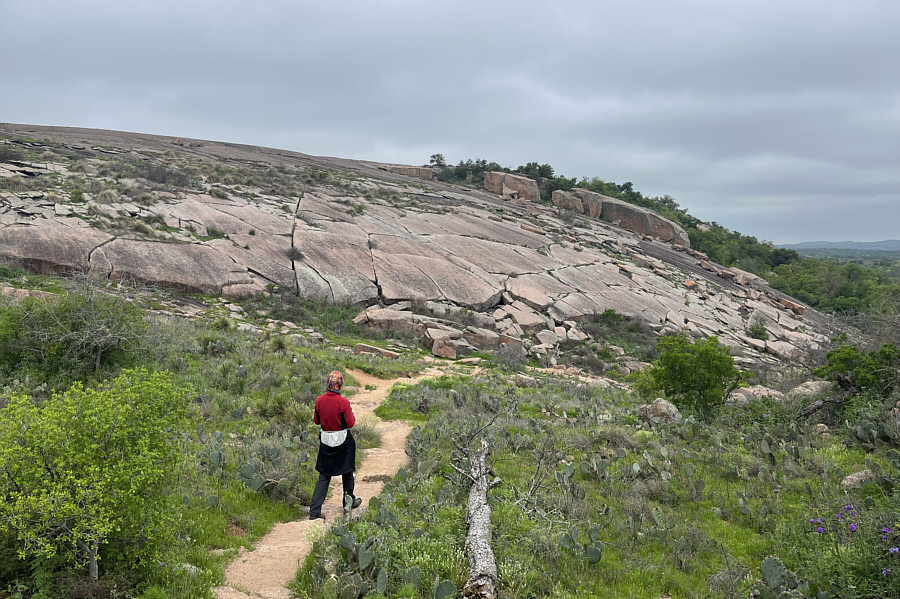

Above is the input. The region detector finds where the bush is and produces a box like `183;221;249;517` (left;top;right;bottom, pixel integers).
95;188;119;203
0;281;148;382
0;369;191;580
633;334;748;420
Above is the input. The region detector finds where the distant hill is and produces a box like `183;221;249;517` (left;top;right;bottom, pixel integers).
780;240;900;251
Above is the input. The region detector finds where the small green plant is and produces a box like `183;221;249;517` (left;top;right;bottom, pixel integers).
749;316;770;341
209;187;229;199
70;189;84;202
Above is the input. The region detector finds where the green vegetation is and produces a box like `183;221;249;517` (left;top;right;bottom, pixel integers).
0;276;424;597
0;369;190;580
633;334;749;421
295;372;900;598
0;279;147;387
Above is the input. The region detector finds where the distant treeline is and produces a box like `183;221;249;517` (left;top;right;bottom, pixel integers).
429;154;900;315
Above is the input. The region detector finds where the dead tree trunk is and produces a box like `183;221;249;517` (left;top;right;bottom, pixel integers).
457;438;500;599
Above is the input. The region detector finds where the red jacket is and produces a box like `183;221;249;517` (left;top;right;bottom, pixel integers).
313;391;356;431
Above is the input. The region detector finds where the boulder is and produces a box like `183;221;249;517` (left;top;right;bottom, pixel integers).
431;337;457;359
639;398;682;423
788;380;832;400
552;190;690;246
729;385;787;404
551;189;583;213
483;171;540;203
841;470;874;489
515;373;537;388
778;298;806;316
812;423;829;436
535;329;558;345
463;326;500;350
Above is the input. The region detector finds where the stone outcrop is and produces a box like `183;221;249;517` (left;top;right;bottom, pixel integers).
639;398;682;423
0;123;838;367
841;470;874;489
552;189;690;247
483;171;540;204
729;385;787;404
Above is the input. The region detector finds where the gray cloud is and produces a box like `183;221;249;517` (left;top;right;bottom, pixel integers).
2;0;899;243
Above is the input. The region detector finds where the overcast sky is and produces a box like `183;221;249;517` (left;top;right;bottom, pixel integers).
2;1;898;243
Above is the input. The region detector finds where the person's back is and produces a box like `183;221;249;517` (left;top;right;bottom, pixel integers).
308;371;361;520
314;389;355;432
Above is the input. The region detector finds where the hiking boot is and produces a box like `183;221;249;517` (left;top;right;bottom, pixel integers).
350;497;362;509
309;513;325;521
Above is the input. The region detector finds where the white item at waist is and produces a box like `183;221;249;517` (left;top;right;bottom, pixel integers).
320;429;348;447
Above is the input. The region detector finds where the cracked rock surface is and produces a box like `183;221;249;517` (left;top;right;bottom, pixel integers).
0;123;838;363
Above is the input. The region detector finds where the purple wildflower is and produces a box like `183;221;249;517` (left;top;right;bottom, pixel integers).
850;523;857;532
883;569;891;576
885;528;892;533
891;547;899;554
810;518;816;524
816;527;825;534
835;513;842;519
845;504;852;510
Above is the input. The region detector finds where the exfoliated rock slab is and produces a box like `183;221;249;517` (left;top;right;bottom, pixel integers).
353;308;425;336
506;272;571;310
399;212;548;248
552;189;690;246
353;343;400;359
496;301;550;332
464;326;500;350
373;251;502;311
156;195;256;237
207;235;296;288
293;227;378;305
90;239;253;293
0;223;113;274
430;234;558;275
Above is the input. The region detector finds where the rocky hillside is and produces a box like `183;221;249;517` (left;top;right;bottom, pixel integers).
0;123;837;365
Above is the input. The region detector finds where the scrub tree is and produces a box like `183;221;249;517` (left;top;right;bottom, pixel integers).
0;368;191;579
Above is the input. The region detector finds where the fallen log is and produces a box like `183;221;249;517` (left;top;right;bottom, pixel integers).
453;438;501;599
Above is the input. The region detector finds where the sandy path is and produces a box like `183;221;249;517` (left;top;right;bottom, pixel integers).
214;368;435;599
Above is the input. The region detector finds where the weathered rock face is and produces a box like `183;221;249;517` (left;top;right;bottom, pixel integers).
729;385;787;404
385;164;433;179
483;171;540;204
552;189;690;247
639;398;682;423
0;123;838;366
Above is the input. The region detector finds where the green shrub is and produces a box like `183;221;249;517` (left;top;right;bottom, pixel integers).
633;334;748;420
0;369;191;579
0;283;148;382
748;317;769;341
70;189;84;202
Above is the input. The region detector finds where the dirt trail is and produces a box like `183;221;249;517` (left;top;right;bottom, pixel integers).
214;368;437;599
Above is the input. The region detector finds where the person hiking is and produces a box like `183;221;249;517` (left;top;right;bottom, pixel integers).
308;370;362;520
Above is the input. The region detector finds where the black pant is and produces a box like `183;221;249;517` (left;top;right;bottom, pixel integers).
308;472;355;518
